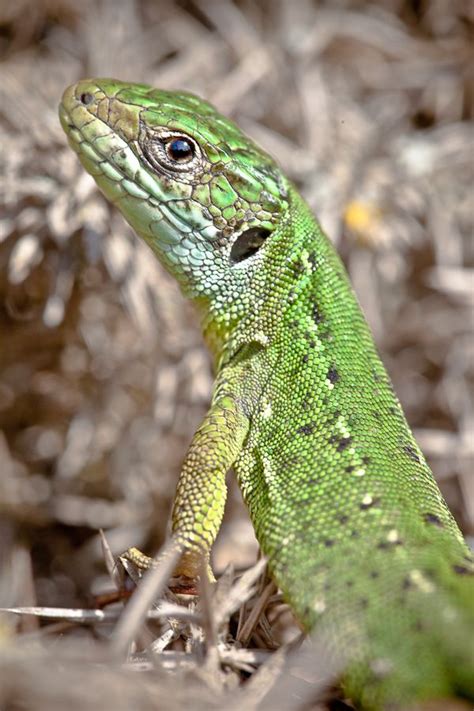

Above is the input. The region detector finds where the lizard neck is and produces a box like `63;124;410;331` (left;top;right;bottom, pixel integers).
199;185;314;369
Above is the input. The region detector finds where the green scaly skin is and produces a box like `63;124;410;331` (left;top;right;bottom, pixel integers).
59;79;474;709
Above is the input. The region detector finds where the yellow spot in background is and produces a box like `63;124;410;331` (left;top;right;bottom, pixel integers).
344;200;382;246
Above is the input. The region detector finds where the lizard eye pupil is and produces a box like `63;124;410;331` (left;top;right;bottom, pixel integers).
166;137;195;162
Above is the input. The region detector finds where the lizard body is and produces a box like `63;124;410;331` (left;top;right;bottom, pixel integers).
59;79;474;709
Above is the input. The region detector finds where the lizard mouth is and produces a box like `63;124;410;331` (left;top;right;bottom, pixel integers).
58;106;76;139
58;94;89;158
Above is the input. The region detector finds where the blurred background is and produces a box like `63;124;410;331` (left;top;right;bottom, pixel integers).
0;0;473;706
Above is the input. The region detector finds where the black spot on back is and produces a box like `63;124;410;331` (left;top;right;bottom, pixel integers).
337;436;352;452
308;251;318;270
423;512;443;527
453;564;472;576
312;303;324;324
403;444;421;463
293;260;305;277
297;422;316;436
377;536;402;550
329;434;352;452
327;366;340;384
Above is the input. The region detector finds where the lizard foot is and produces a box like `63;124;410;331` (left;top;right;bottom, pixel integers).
118;544;213;593
120;546;157;570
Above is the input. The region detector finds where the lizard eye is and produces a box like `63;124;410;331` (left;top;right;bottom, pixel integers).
143;133;200;173
165;137;195;163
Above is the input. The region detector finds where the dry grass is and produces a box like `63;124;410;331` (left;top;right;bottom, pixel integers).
0;0;473;709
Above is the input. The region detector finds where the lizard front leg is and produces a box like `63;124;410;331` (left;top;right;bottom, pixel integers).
124;394;250;581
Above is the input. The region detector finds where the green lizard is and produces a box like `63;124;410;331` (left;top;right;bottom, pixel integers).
59;78;474;710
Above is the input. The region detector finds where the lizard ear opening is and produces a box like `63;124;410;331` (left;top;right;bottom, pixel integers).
229;227;271;264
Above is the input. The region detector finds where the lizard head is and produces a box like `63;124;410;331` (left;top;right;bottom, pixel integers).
59;79;290;328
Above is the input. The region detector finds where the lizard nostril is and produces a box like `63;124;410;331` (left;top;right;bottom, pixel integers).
79;92;94;106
